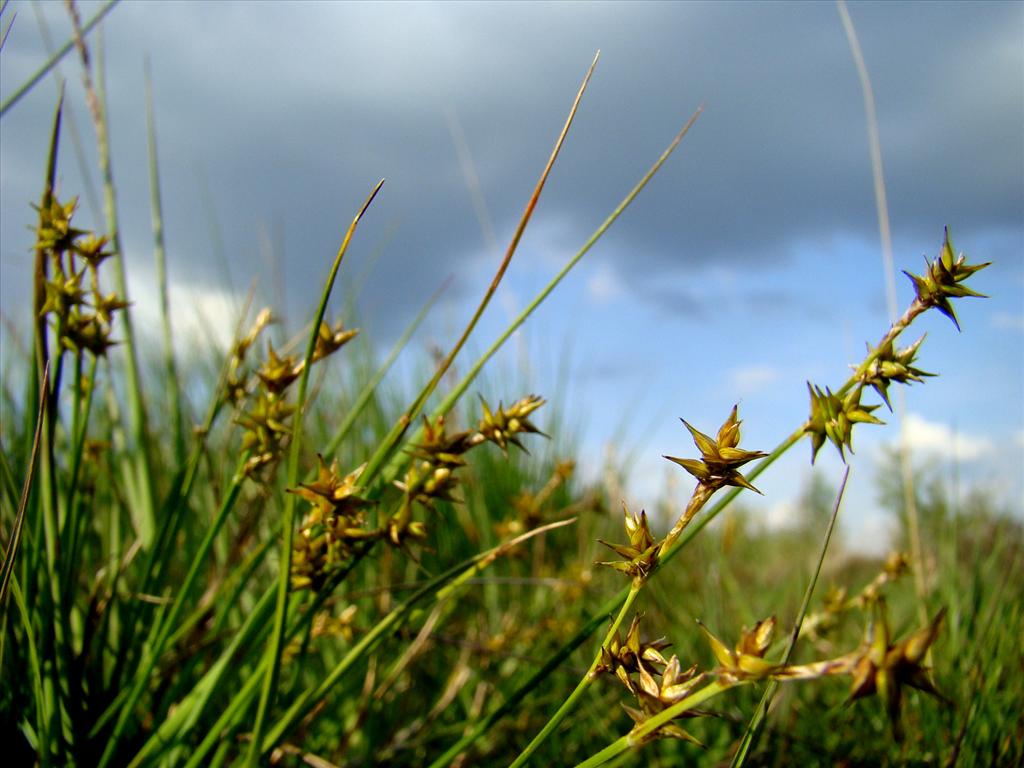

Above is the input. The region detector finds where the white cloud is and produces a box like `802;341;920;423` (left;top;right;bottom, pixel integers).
586;263;624;304
991;312;1024;332
128;267;244;357
899;413;994;461
729;365;781;394
763;498;799;529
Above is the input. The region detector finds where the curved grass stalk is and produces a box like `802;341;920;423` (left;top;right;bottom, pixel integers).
321;278;448;460
359;52;600;488
247;178;385;764
428;103;704;428
730;466;850;767
0;362;47;607
381;105;705;493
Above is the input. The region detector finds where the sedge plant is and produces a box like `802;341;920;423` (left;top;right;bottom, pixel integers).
0;11;1011;767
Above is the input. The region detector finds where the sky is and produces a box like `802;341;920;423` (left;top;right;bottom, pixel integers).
1;0;1022;554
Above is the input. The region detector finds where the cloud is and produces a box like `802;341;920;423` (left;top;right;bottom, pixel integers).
127;268;245;357
763;498;799;530
729;365;781;395
992;312;1024;332
3;1;1020;342
586;262;624;303
899;413;994;462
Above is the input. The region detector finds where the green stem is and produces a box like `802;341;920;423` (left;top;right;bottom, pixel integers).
508;584;642;768
144;58;185;464
96;452;250;768
59;354;97;588
430;428;798;767
382;107;705;494
730;466;850;767
574;680;733;768
92;23;158;545
0;0;119;118
247;179;384;764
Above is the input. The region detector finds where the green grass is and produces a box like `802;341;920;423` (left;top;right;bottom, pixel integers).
1;18;1021;768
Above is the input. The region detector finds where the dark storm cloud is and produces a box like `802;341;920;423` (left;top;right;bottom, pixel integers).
1;1;1020;338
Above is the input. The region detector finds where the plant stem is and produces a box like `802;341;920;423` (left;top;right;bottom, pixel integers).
0;0;119;117
89;21;158;545
144;58;185;464
574;680;733;768
96;452;250;767
730;465;850;767
360;52;598;488
247;179;384;765
508;584;642;768
432;428;796;767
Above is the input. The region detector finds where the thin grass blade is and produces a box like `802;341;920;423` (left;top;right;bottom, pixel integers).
730;465;850;767
247;178;385;764
0;0;119;117
0;362;47;607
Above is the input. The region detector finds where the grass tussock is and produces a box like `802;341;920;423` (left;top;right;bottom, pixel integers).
1;10;1021;768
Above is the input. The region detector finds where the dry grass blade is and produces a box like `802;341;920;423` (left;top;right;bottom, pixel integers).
0;362;49;608
361;51;601;484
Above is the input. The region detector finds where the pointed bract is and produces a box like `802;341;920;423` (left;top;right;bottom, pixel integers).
902;228;990;331
664;405;766;493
